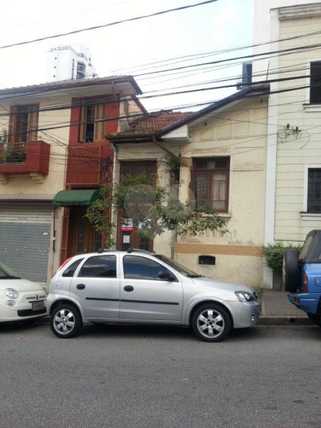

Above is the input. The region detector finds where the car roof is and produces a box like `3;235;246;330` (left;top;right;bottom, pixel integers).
71;249;156;258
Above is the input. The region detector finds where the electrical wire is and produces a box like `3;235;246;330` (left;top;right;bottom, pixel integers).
0;0;218;50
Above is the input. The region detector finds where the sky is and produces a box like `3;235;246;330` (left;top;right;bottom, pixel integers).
0;0;253;111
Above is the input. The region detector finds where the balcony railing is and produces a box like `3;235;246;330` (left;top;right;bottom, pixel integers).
66;142;113;188
0;141;50;181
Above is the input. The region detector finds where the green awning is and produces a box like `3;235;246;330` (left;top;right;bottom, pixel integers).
53;189;99;207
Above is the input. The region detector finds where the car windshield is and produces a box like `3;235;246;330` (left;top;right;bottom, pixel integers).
155;255;203;278
299;231;321;262
0;262;21;279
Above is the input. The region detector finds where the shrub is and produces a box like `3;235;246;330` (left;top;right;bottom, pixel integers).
263;243;302;273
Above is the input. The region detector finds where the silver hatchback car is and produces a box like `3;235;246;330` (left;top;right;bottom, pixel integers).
47;250;260;342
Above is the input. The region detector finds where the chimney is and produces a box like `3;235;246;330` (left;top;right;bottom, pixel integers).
237;62;253;90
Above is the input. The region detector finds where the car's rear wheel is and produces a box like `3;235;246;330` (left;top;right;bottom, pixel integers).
50;303;82;338
191;303;232;342
283;249;301;292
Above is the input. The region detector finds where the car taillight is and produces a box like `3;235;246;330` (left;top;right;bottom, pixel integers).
57;257;72;272
302;272;309;293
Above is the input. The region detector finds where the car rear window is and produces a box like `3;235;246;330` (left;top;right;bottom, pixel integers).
78;255;117;278
62;258;84;277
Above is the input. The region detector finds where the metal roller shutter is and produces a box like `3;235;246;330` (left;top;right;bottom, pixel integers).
0;204;52;282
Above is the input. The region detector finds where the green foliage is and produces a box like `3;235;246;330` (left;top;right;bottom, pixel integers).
86;174;229;251
85;185;115;248
263;242;302;273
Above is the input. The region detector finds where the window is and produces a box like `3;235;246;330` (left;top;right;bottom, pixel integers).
84;105;95;143
62;258;84;277
80;102;105;143
123;255;177;281
78;255;117;278
310;62;321;104
76;62;86;79
192;157;230;212
10;105;39;144
307;168;321;213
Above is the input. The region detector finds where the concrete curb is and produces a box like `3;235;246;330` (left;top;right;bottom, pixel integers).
258;316;312;326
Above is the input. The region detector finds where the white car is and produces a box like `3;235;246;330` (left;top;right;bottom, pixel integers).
0;262;47;322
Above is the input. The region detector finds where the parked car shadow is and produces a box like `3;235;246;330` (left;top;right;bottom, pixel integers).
80;322;262;343
0;317;48;334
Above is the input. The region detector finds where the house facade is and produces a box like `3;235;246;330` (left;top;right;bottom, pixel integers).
0;76;143;281
110;86;269;288
254;1;321;286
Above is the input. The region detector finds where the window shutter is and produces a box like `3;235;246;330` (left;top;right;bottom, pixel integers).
69;99;82;145
27;105;39;143
8;106;17;145
94;104;104;141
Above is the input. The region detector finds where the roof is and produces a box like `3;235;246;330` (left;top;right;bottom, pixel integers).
111;110;193;139
0;75;142;98
110;84;270;143
110;110;194;140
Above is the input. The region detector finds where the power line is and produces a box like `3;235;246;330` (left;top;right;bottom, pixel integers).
0;71;313;116
112;28;321;74
134;41;321;78
0;83;315;139
0;0;217;50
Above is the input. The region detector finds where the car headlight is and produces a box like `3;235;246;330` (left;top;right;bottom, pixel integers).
235;291;255;303
6;288;19;306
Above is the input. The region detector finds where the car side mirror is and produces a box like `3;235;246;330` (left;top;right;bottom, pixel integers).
158;271;176;282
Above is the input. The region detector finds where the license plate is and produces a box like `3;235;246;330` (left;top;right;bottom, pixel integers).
32;301;45;311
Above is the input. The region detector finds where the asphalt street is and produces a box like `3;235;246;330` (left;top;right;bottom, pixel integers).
1;322;321;428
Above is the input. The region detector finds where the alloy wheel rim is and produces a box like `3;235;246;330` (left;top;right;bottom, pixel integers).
197;309;225;339
53;309;76;335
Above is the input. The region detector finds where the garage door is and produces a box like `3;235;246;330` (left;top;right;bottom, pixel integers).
0;204;52;282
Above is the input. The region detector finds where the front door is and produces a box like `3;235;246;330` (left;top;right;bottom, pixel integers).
117;161;157;251
68;207;102;256
119;254;183;321
70;254;119;320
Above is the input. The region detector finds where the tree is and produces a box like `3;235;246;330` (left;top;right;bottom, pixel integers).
86;174;228;257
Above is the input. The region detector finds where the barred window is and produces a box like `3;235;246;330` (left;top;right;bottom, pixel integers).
192;157;230;212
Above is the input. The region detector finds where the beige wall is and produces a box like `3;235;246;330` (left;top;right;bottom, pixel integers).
176;98;268;288
268;6;321;243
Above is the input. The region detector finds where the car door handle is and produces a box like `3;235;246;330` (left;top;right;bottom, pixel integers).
124;285;134;292
76;283;86;290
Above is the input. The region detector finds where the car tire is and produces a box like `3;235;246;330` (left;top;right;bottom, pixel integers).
283;249;301;292
50;303;82;338
191;303;232;342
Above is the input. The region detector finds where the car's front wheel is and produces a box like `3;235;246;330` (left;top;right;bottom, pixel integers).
50;303;82;338
191;303;232;342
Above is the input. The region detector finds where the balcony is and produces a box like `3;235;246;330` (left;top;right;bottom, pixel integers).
66;142;113;188
0;141;50;184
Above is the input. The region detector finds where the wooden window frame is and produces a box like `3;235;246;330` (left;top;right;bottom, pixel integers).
79;102;105;144
9;104;39;145
192;157;230;213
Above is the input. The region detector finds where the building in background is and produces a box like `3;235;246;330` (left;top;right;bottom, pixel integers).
47;46;97;81
0;76;143;282
254;0;321;288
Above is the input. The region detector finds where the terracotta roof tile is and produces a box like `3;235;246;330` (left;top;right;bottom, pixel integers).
116;110;193;137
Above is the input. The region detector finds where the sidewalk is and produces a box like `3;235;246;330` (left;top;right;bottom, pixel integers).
258;290;312;325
